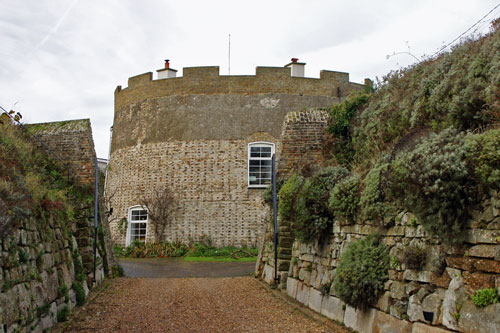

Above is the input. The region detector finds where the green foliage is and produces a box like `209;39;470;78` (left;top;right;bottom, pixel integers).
59;284;70;303
465;128;500;189
388;128;473;244
402;245;426;270
277;174;304;222
264;178;285;205
472;288;499;307
329;174;361;224
334;234;389;309
112;264;125;277
350;27;500;169
294;167;349;243
326;94;371;166
57;305;70;322
359;156;396;224
72;281;86;306
72;248;86;281
114;241;189;258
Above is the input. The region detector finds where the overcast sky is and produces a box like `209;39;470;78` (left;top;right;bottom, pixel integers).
1;0;499;158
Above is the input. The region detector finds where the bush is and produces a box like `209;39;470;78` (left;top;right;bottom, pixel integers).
57;305;70;322
115;241;189;258
333;234;389;309
72;281;86;306
329;174;361;224
326;94;371;166
112;264;125;277
472;288;499;307
359;156;396;224
293;167;349;243
264;178;285;205
277;174;304;222
402;245;426;270
388;128;473;244
465;128;500;189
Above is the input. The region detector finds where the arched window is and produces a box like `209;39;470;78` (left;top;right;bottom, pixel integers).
248;142;275;188
126;206;148;246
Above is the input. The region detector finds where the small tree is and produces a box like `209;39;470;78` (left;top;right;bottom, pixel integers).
141;187;175;242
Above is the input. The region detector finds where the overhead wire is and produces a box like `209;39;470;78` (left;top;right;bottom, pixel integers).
432;2;500;57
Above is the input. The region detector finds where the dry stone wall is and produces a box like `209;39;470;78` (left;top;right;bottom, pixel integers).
257;112;500;332
267;193;500;333
0;119;116;332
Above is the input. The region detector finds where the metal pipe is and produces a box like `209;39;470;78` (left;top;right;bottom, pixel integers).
272;153;279;285
93;157;99;285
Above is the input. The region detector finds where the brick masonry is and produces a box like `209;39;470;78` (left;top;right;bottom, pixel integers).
108;65;364;246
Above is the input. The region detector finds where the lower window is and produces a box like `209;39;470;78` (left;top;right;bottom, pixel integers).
127;207;148;245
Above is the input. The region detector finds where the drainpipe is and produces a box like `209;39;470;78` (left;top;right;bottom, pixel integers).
272;154;279;286
93;157;99;285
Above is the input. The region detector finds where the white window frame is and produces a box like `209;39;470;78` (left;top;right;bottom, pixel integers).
248;142;275;188
126;205;149;246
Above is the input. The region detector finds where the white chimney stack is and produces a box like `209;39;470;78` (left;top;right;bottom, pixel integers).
285;58;306;77
157;59;178;79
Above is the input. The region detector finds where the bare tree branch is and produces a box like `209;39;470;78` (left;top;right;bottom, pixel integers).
140;186;175;242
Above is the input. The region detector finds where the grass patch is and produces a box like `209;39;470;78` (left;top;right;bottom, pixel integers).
183;256;257;262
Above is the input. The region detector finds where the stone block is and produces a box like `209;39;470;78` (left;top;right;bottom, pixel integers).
407;294;424;322
373;310;412;333
286;277;298;299
459;300;500;333
441;276;466;331
422;290;445;325
462;271;496;293
320;295;345;322
344;305;377;333
446;255;500;273
376;291;392;312
467;244;500;259
391;281;407;300
387;226;406;236
296;282;310;305
308;288;323;313
411;322;450;333
263;264;274;284
465;229;500;244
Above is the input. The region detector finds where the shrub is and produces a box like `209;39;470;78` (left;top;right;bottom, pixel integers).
57;305;70;322
293;167;349;243
72;281;86;306
465;128;500;189
388;128;473;244
329;174;361;224
277;174;304;222
333;234;389;309
264;178;285;205
359;156;396;224
402;245;426;270
472;288;499;307
326;93;371;166
112;264;125;277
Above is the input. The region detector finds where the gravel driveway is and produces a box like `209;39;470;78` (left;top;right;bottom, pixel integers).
62;277;348;332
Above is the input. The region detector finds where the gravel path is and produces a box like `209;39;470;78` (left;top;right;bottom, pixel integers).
63;277;348;332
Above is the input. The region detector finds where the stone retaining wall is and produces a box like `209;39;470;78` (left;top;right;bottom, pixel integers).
258;191;500;332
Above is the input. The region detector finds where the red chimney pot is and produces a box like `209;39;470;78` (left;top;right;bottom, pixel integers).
164;59;170;69
291;58;299;63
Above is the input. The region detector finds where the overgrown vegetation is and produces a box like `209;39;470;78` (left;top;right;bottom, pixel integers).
0;116;94;241
293;167;349;242
333;234;389;309
114;236;258;261
140;186;176;242
329;174;361;224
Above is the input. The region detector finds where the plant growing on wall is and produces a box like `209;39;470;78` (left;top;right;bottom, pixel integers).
329;173;361;224
294;167;349;243
388;128;473;244
141;186;176;242
333;234;389;309
277;173;304;223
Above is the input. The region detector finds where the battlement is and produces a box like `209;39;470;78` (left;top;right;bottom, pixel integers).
115;65;365;110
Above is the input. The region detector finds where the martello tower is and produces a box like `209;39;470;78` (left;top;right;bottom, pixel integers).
106;60;365;246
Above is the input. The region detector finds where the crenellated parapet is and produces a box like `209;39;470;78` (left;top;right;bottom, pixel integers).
115;66;363;110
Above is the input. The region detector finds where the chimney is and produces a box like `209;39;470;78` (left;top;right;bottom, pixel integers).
157;59;177;79
284;57;306;77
